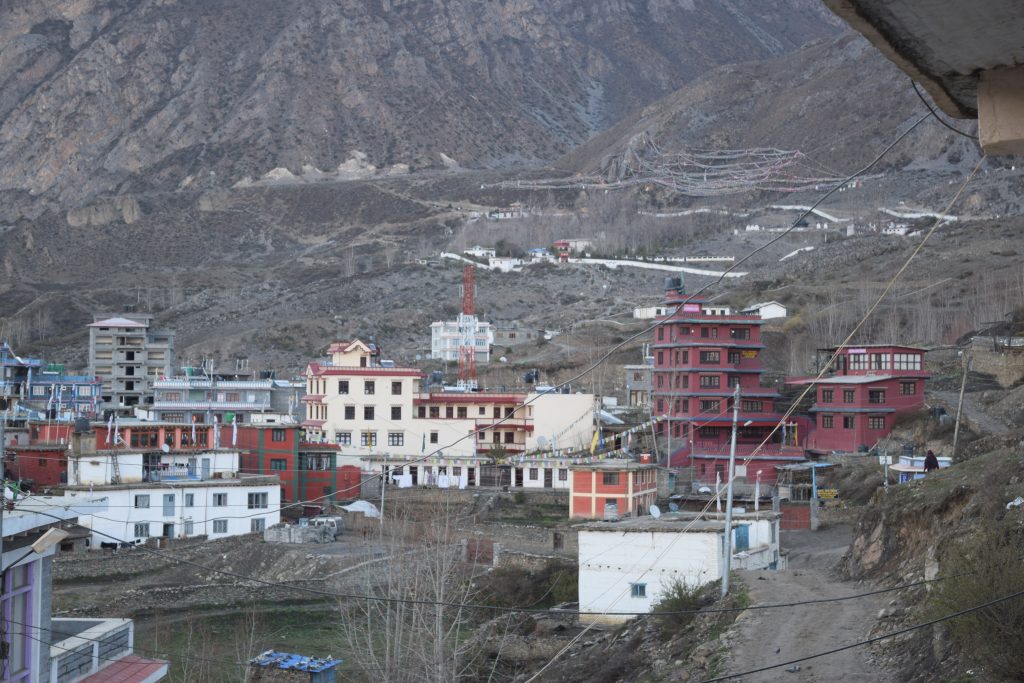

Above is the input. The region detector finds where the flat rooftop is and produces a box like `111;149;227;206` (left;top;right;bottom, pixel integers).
582;510;780;533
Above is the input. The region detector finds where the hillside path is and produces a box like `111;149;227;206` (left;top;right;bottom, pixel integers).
930;389;1011;437
720;525;892;682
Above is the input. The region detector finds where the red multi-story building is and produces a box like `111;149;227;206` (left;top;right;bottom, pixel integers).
786;345;929;453
226;423;361;505
569;460;658;518
652;279;804;483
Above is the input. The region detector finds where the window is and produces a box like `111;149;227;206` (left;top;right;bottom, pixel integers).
184;520;194;536
893;353;922;371
657;326;664;341
251;518;266;533
730;328;750;340
429;406;440;418
336;431;352;446
361;431;378;447
247;492;268;509
37;458;46;467
843;389;855;403
900;381;916;395
492;432;501;443
630;583;647;598
185;493;194;507
388;432;404;446
213;519;228;534
213;493;228;507
417;406;426;418
848;353;870;371
344;406;356;420
868;390;886;404
271;428;286;442
821;389;834;403
446;406;454;418
391;381;402;395
657;351;664;364
457;406;467;418
364;406;374;420
741;400;764;412
869;353;890;370
700;399;721;412
134;523;150;538
821;414;834;428
364;381;375;395
270;459;286;471
529;468;538;480
130;431;158;448
701;327;709;338
682;350;689;364
656;374;664;389
602;472;620;486
391;406;402;420
868;416;886;430
656;399;664;412
338;380;349;394
479;406;486;415
700;350;720;364
134;495;150;509
843;415;855;429
430;431;438;444
728;375;741;388
504;432;515;444
558;468;568;481
728;350;741;364
699;375;721;388
453;466;461;477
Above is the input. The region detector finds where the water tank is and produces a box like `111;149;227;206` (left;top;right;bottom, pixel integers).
74;417;91;434
664;276;682;292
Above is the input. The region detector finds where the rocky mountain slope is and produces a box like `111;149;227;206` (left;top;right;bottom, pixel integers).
0;0;840;217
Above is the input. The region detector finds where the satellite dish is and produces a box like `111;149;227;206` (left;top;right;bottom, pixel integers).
161;443;170;453
669;502;679;512
650;504;661;519
537;436;549;448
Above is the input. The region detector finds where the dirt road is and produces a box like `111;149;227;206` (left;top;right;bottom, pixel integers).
720;525;892;682
930;389;1010;437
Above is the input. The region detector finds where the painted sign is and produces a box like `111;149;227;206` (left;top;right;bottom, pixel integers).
683;303;701;312
847;348;867;355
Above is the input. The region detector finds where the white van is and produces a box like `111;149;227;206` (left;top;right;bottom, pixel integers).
309;516;344;538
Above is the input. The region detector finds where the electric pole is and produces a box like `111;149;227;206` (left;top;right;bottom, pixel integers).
721;383;740;598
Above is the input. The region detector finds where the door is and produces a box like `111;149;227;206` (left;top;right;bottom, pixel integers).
162;523;174;538
201;458;211;479
543;468;553;488
163;494;175;517
187;457;197;477
410;466;418;485
467;467;476;486
514;468;524;487
734;524;750;552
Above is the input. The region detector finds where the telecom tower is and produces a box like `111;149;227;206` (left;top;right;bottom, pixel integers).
457;265;478;390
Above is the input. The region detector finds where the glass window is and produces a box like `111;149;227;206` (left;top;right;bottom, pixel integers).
900;381;916;395
843;415;855;429
388;432;404;446
338;380;349;394
213;493;228;507
134;494;150;509
391;381;402;395
247;492;269;509
558;468;568;481
391;406;402;420
364;406;374;420
336;431;352;446
821;414;834;429
184;520;194;536
602;472;620;486
344;406;355;420
361;431;378;447
630;583;646;598
271;428;286;442
529;468;538;480
730;328;750;340
868;416;886;430
364;381;375;395
251;518;266;533
700;350;720;364
185;493;194;507
821;389;834;403
270;459;286;470
134;522;150;538
843;390;855;403
868;390;886;404
213;519;228;534
430;431;439;444
699;375;721;388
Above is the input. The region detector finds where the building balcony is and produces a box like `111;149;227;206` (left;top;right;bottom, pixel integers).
476;442;526;454
155;378;273;389
153;400;271;411
475;419;534;431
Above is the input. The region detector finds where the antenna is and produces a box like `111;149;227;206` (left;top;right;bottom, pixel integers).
457;265;478;390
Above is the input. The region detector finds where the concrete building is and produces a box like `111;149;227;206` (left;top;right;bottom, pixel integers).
87;315;175;414
624;361;653;407
787;345;930;453
0;341;43;416
464;246;496;259
24;365;103;420
632;306;671;320
151;373;303;425
652;278;805;483
302;340;595;488
891;452;953;483
64;426;280;545
569;459;658;519
740;301;788;320
430;319;494;363
577;511;782;624
492;322;540;347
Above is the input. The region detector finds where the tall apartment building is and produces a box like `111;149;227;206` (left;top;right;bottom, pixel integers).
88;314;175;413
430;319;494;363
652;278;803;483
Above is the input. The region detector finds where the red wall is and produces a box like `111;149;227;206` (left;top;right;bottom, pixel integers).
11;448;66;488
808;377;925;452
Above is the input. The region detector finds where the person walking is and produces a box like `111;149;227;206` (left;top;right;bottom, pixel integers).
923;449;940;473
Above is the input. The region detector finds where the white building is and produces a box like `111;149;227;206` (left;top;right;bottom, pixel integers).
65;436;280;546
464;245;496;259
740;301;788;320
430;319;494;363
632;306;671;320
487;256;524;272
578;511;782;624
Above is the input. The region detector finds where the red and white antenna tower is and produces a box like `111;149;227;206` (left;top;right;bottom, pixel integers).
458;265;477;389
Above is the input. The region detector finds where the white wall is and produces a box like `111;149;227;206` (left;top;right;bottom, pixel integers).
77;482;281;546
527;392;593;452
579;530;721;623
71;451;241;485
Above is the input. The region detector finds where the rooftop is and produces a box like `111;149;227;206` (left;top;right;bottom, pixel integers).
570;458;656;471
582;510;780;533
250;650;342;673
787;374;927;385
88;317;149;328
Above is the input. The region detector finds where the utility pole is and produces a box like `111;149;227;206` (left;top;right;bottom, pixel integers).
721;383;740;598
952;354;972;460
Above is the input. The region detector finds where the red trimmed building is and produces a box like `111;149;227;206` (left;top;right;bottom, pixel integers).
652;279;805;484
224;423;361;505
786;345;929;453
569;460;658;518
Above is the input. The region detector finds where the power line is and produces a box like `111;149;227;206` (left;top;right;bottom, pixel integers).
701;586;1024;682
910;79;979;140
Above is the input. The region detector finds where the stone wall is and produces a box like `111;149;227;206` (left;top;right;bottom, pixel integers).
456;522;578;562
495;549;574;571
969;342;1024;388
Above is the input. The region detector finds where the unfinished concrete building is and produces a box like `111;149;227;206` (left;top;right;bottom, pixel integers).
87;314;175;414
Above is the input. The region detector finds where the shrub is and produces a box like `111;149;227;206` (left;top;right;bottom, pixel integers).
651;579;706;638
927;530;1024;679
